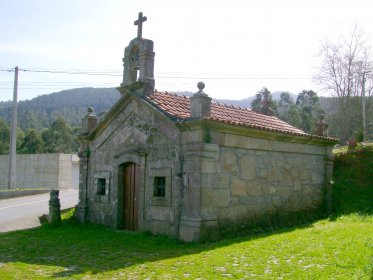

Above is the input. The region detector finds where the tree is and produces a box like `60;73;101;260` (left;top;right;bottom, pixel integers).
315;25;373;141
42;117;78;153
251;87;277;116
277;92;293;116
16;128;25;151
287;105;302;129
0;117;25;155
251;92;263;113
19;129;44;154
277;92;301;128
0;117;10;155
296;90;324;133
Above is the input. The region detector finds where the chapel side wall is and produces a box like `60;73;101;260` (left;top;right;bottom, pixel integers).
181;128;333;240
215;133;331;234
85;98;182;237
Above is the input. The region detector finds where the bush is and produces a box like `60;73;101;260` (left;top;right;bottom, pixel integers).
332;146;373;215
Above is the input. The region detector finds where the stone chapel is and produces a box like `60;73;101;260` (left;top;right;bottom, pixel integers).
75;13;338;241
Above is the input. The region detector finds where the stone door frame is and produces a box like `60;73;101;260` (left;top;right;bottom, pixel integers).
115;150;146;230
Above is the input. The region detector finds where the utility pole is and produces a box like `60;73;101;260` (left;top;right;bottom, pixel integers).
361;70;367;142
8;66;18;189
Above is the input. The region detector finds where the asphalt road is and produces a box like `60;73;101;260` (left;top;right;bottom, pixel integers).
0;189;79;232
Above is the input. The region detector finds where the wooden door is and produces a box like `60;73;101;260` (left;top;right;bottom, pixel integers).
123;163;138;230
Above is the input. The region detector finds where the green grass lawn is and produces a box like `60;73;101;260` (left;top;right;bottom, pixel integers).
0;148;372;279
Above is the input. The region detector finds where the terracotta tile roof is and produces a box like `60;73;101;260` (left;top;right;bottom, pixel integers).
145;91;324;138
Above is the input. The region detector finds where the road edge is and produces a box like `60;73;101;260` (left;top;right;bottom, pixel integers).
0;190;50;199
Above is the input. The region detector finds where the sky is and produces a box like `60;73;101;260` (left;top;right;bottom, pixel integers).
1;0;373;102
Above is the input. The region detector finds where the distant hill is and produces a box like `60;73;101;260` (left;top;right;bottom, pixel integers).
0;100;12;109
175;91;296;108
174;91;256;108
0;88;120;131
215;92;297;108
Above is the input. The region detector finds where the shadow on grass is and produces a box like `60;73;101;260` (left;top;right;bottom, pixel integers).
0;216;316;278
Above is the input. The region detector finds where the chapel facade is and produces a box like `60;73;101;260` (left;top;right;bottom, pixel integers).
75;13;337;241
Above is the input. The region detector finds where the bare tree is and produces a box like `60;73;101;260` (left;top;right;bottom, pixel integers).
356;52;373;141
315;26;372;141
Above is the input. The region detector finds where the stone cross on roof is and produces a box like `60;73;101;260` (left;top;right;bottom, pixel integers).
134;12;147;39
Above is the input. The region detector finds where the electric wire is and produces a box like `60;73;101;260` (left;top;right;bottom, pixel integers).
0;67;313;80
0;66;314;95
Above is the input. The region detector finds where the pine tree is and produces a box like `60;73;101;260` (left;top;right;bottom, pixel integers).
251;87;277;116
0;118;10;155
42;117;78;153
19;129;44;154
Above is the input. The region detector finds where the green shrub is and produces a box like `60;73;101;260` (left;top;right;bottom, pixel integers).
332;146;373;216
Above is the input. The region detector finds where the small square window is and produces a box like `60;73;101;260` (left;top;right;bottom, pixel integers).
97;178;106;196
154;176;166;197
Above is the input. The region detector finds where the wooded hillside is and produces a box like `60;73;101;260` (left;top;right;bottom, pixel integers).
0;88;120;131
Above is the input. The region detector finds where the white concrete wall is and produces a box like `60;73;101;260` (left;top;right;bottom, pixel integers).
71;154;80;189
0;153;79;190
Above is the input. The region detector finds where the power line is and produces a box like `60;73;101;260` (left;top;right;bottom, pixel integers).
0;67;313;80
20;68;122;76
0;69;14;72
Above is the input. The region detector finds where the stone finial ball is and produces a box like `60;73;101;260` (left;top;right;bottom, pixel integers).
197;82;205;90
87;107;94;113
